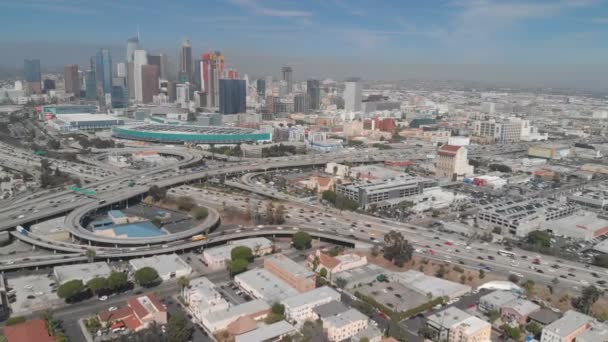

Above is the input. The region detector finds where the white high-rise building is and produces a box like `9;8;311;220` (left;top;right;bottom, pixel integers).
116;63;127;78
176;83;190;108
344;81;362;113
133;49;148;102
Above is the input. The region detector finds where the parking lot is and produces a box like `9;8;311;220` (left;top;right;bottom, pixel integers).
7;274;62;314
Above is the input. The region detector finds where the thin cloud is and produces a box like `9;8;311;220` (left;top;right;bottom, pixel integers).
226;0;312;18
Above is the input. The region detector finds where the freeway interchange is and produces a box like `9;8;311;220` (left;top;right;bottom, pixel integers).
0;144;605;293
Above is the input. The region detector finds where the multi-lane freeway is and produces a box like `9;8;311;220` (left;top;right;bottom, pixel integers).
0;143;606;293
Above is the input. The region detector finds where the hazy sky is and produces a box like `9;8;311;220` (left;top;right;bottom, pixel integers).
1;0;608;89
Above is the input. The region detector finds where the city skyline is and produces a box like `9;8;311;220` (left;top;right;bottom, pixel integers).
1;0;608;90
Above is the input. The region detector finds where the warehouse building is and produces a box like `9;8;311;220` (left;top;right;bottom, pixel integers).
54;262;112;284
234;269;298;304
129;253;192;281
477;199;576;237
264;254;315;293
540;211;608;241
50;113;124;131
389;270;471;300
336;175;436;209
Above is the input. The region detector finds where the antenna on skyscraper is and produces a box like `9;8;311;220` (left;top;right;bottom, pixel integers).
137;24;141;42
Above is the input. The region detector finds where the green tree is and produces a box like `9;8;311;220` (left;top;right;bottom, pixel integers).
488;310;500;323
133;267;161;287
336;277;348;289
228;258;249;276
265;202;275;224
503;326;521;340
573;285;603;315
86;277;108;295
166;312;193;342
190;206;208;220
292;231;312;250
360;338;370;342
176;196;195;211
107;271;128;291
178;276;190;298
274;205;286;224
526;231;552;248
508;274;520;284
57;279;85;300
272;303;285;316
312;256;320;271
479;269;486;279
523;280;536;295
85;249;96;262
526;322;543;337
231;246;254;262
148;185;167;202
593;254;608;268
319;268;328;278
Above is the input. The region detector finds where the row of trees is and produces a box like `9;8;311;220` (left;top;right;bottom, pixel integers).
57;268;161;302
265;202;285;225
322;190;359;211
261;144;297;157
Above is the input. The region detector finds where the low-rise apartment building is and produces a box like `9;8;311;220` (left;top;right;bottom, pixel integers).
282;286;341;324
322;308;368;342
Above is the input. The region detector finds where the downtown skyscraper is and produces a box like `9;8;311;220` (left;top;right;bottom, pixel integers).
219;79;246;114
281;66;293;93
95;48;113;94
307;79;320;111
344;78;362;112
64;64;80;97
133;49;148;102
202;51;224;108
24;59;41;94
179;40;193;83
126;36;139;99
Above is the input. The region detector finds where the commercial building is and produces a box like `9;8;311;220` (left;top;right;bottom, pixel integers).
478;290;519;313
202;51;224;107
98;293;167;332
336;175;436;209
501;298;540;325
129;253;192;281
282;286;341;324
202;299;270;333
64;64;79;96
179;40;193;82
202;237;273;269
96;48;113;94
528;145;571;160
54;261;112;284
186;277;230;321
24;59;42;94
334;264;385;289
389;270;471;300
112;124;272;145
477;199;577;237
541;310;608;342
435;145;474;180
234;320;296;342
473;119;522;143
85;70;97;100
307;79;320;111
321;308;368;342
4;319;54;342
141;64;159;104
234;268;298;303
567;183;608;210
264;253;315;293
344;80;362;113
39;104;97;116
351;325;383;342
540;211;608;241
281;66;293;93
219;79;246;114
307;250;368;279
133;49;148;102
427;307;491;342
256;79;265;97
294;93;310;113
50;114;124;132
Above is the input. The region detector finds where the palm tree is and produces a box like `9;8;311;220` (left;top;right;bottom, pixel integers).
86;249;96;263
178;276;190;300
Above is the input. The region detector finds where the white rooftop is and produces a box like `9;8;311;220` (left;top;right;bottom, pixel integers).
205;299;270;326
235;321;295;342
129;253;192;276
54;261;112;284
235;269;298;303
205;238;272;261
282;286;340;309
322;308;367;329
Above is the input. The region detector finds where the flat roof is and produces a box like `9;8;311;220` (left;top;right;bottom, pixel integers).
542;211;608;236
125;124;257;135
234;321;295;342
265;253;314;279
312;300;349;318
188;277;230;311
453;316;491;335
391;270;471;298
479;198;574;223
480;290;519;307
129;253;191;276
282;286;340;309
504;298;540;316
205;299;270;325
322;308;367;329
543;310;593;338
55;113;123;122
235;269;298;303
204;238;273;260
428;307;471;329
54;261;112;284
